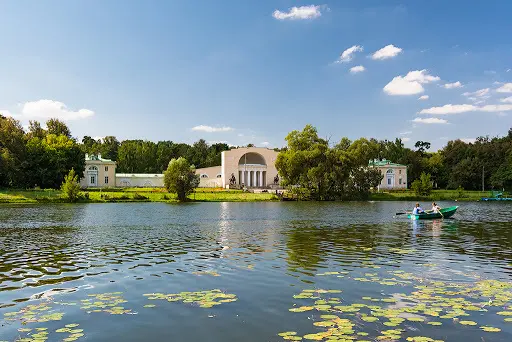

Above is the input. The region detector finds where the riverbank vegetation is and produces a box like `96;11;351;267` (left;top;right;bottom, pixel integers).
1;115;511;195
0;188;278;204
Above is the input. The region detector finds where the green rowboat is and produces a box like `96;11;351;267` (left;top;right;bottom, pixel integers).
407;206;459;220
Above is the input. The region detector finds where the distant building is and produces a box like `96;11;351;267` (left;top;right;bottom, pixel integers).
196;147;280;188
81;147;280;189
80;154;116;188
369;159;407;190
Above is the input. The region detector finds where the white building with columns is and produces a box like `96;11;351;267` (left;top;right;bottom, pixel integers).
81;147;280;189
196;147;280;188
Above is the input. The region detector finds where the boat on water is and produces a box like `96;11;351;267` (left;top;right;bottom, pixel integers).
407;206;459;220
481;191;512;201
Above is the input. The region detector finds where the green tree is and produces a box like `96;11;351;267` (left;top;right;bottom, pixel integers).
60;168;82;202
411;172;433;196
46;119;71;138
100;136;120;161
0;115;27;187
27;120;46;139
164;157;200;201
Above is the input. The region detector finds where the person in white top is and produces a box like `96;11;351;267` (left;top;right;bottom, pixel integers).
431;202;441;213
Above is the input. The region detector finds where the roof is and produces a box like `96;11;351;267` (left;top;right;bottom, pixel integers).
116;173;164;178
369;159;407;167
85;153;115;163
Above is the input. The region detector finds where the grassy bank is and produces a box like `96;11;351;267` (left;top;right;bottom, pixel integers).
369;189;490;202
0;188;499;204
0;188;278;204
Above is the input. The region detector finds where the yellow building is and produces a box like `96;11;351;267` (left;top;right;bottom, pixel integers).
80;154;117;188
369;159;408;189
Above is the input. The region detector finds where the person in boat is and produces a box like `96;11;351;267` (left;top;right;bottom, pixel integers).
431;202;441;213
412;203;425;215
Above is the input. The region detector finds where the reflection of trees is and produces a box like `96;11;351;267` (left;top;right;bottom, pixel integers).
284;223;413;274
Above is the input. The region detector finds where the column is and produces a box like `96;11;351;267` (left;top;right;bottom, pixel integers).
241;171;245;185
247;171;251;187
259;171;263;188
253;171;257;188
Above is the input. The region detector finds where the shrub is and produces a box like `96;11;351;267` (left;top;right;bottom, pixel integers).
60;169;81;202
164;157;200;201
132;193;148;200
411;172;433;196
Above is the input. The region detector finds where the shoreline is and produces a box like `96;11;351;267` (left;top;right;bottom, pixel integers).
0;188;494;204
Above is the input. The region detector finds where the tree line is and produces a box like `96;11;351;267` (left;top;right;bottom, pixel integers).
1;114;511;191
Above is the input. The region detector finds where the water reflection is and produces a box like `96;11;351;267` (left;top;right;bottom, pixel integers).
0;202;511;341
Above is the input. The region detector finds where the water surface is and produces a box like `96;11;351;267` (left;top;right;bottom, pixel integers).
0;202;511;341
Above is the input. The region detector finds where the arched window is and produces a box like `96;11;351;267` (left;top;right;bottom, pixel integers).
386;169;394;174
216;174;222;178
201;174;209;178
89;166;98;171
238;153;266;166
120;180;131;187
143;181;153;187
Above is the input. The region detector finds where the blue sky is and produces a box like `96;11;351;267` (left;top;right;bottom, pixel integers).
1;0;511;150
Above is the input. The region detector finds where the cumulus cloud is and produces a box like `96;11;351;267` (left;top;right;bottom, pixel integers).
419;103;512;115
349;65;365;74
336;45;363;63
261;142;270;146
402;137;411;142
2;100;94;121
191;125;234;132
418;95;429;100
371;44;402;60
501;96;512;103
272;5;325;20
400;131;412;135
443;81;463;89
412;117;448;124
383;69;440;95
496;83;512;93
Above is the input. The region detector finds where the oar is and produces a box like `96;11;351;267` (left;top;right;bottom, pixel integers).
395;211;410;216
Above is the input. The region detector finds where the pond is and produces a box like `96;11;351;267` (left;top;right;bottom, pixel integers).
0;201;511;342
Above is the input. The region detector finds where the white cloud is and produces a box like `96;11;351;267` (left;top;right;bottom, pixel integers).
463;88;490;98
2;100;94;121
507;69;511;73
460;138;476;144
500;96;512;103
336;45;363;63
371;44;402;60
400;131;412;135
208;140;229;145
261;141;270;146
412;117;448;124
443;81;463;89
496;83;512;93
383;69;440;95
191;125;234;132
419;103;512;115
349;65;365;74
402;137;411;142
418;95;429;100
272;5;325;20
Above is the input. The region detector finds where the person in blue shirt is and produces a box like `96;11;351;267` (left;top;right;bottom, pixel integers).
412;203;425;215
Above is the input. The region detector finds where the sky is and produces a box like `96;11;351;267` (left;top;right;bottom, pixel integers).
1;0;511;150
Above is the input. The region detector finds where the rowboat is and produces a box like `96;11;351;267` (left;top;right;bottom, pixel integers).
407;206;459;220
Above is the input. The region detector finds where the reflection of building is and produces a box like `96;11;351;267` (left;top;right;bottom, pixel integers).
81;147;280;189
80;154;116;188
369;159;407;189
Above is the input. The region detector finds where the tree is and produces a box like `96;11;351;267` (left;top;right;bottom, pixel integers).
100;136;120;161
27;120;46;139
415;141;431;153
411;172;433;196
46;119;71;138
0;115;26;187
164;157;200;201
61;168;82;202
